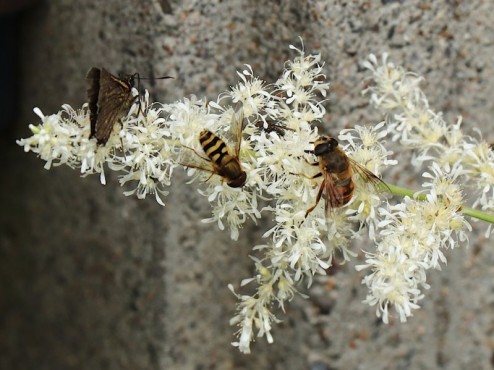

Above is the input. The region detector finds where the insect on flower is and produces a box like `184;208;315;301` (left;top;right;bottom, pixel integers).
303;135;389;218
86;67;138;145
180;107;247;188
254;119;293;137
86;67;172;145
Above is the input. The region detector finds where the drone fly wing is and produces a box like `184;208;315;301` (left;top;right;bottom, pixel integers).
229;105;245;158
178;145;217;174
349;158;390;194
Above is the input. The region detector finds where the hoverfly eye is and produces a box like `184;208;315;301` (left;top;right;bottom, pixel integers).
314;142;331;156
329;137;339;148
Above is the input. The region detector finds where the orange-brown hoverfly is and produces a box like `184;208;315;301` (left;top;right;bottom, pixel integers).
304;135;388;218
180;108;247;188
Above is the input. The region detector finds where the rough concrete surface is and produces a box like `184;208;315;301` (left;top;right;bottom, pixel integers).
1;0;494;369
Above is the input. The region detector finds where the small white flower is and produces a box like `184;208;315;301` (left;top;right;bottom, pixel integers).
17;105;89;170
357;242;427;324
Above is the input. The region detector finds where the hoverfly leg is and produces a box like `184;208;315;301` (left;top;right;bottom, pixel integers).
308;172;323;179
204;172;216;184
302;156;319;167
180;145;211;162
305;179;325;218
290;171;323;179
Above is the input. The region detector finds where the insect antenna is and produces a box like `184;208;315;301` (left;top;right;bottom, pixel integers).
122;72;174;117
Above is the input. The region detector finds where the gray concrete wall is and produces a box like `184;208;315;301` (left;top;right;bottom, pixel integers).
2;0;494;369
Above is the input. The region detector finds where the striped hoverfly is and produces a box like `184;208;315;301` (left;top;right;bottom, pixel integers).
180;107;247;188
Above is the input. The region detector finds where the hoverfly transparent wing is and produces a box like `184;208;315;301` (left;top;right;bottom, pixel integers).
349;158;390;194
323;171;348;217
178;145;217;176
229;105;245;158
304;173;343;219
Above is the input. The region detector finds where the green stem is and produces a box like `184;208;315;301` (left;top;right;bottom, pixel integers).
384;182;494;224
385;183;426;201
462;207;494;224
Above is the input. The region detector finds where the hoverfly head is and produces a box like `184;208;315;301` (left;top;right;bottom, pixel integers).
314;136;339;156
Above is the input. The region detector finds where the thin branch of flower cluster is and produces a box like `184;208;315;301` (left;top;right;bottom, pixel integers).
363;53;494;221
17;44;493;354
356;53;493;324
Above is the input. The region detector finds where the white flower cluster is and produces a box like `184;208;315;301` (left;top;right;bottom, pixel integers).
17;91;178;203
228;46;395;353
358;54;485;323
357;163;470;323
18;44;395;353
18;45;486;354
363;53;494;227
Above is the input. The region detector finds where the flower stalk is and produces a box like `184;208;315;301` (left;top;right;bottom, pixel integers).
385;183;494;223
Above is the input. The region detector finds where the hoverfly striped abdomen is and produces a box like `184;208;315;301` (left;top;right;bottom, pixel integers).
199;130;229;164
179;107;247;189
199;129;246;188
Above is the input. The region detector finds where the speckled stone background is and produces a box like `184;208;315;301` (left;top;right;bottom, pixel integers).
1;0;494;369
